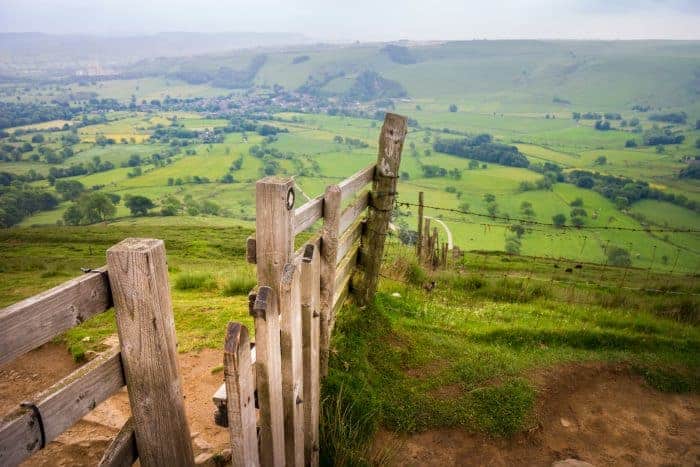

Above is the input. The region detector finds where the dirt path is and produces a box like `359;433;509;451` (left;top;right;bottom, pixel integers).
1;341;229;466
379;363;700;466
3;345;698;466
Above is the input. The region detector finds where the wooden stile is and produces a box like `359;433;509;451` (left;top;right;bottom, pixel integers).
356;113;408;306
300;241;321;467
319;184;341;377
0;347;125;466
224;323;259;467
107;238;194;467
98;417;138;467
0;267;112;366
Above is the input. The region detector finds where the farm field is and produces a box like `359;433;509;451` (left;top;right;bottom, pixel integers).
3;104;699;271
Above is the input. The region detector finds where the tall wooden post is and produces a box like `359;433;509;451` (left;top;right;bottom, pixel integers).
417;192;424;261
255;177;295;467
356;113;407;307
319;185;340;376
301;241;321;466
106;238;195;466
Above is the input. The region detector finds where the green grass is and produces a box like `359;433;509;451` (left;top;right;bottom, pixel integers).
320;241;699;463
222;269;257;296
175;271;218;291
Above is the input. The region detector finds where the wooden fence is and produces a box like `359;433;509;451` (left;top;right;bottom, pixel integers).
213;113;407;466
0;112;406;467
0;239;194;466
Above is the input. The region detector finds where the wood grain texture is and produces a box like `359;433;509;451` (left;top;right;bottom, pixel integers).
255;177;296;467
0;347;125;466
293;195;323;236
337;221;362;267
224;323;260;467
98;417;138;467
338;190;369;236
338;164;375;202
107;238;194;467
417;192;424;261
300;239;321;467
334;243;359;292
0;267;112;366
279;263;304;467
319;184;341;377
356;113;407;306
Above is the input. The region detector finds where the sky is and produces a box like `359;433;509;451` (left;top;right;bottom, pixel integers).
0;0;699;41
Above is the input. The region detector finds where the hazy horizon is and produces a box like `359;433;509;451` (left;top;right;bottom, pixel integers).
1;0;699;42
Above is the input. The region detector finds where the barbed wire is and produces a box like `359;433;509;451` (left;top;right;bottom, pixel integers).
396;201;700;233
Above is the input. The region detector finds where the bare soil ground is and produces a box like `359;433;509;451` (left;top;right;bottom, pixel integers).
379;363;700;467
2;346;698;466
0;341;229;466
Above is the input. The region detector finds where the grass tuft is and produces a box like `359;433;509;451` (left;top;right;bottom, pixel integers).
222;270;257;296
175;272;217;291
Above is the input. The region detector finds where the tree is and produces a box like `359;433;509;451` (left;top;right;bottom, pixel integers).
31;134;44;143
125;195;154;216
505;235;521;254
552;213;566;227
595;156;607;165
483;193;496;203
607;246;632;267
63;193;116;225
449;104;458;113
510;224;526;238
570;216;585;227
570;198;584;207
468;160;480;170
55;180;85;201
625;139;637;148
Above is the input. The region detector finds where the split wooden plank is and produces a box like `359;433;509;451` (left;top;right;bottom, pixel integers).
356;113;407;306
250;288;285;467
224;323;259;467
301;240;321;466
293;195;323;236
319;184;341;377
107;238;194;466
0;347;125;466
98;417;138;467
212;345;256;422
0;267;112;366
279;262;304;467
338;164;375;202
338;190;369;236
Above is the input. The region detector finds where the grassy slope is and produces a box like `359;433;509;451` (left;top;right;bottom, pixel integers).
321;241;699;463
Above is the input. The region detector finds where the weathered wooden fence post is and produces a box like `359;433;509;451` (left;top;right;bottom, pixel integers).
356;113;407;306
223;322;259;467
417;191;424;260
106;238;194;466
255;177;295;466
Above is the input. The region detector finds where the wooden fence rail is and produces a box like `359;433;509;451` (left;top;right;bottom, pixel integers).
214;113;406;467
0;239;194;467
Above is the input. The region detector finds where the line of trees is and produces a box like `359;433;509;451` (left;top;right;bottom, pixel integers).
433;134;530;168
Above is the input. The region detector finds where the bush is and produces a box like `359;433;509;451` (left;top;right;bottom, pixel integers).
175;272;217;291
222;271;257;296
